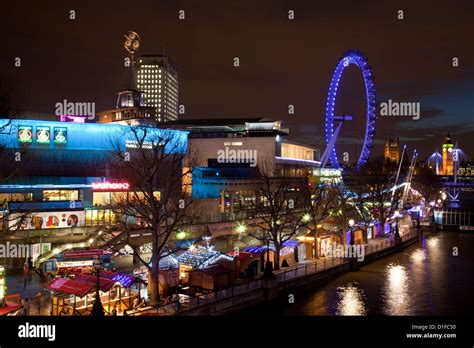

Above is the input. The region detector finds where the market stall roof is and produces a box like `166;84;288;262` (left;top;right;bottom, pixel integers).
177;246;234;269
243;245;269;254
244;240;301;254
72;273;116;292
227;251;255;260
232;235;261;250
0;302;23;316
47;278;94;297
158;254;179;270
190;264;233;277
62;248;111;259
99;270;145;287
282;240;300;248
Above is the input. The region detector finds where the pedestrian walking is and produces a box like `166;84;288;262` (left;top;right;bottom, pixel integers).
35;292;42;315
23;261;29;289
22;298;30;316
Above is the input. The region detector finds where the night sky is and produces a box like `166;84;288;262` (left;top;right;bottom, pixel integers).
2;0;473;159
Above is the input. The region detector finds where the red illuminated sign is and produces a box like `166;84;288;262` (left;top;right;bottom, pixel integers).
63;249;109;258
91;182;130;191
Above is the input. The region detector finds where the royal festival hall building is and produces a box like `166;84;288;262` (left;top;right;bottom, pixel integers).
0;116;326;265
0;118;188;231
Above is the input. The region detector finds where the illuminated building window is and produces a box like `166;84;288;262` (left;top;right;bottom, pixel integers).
85;208;116;226
0;193;33;203
93;192;127;206
93;191;160;206
43;190;79;201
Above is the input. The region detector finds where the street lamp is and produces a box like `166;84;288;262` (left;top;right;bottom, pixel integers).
392;210;402;239
263;233;274;277
302;213;311;223
91;256;104;316
315;224;323;258
176;230;187;240
0;266;6;308
49;289;54;316
237;223;247;233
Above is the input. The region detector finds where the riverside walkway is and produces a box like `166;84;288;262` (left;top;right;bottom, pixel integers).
137;229;420;316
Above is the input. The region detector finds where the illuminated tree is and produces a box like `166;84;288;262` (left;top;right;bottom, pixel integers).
100;125;197;305
301;176;338;258
249;164;307;271
345;157;402;230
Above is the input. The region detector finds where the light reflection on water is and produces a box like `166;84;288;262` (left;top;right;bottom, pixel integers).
242;232;474;316
381;264;412;315
334;262;415;316
410;249;425;263
427;237;440;248
335;283;367;316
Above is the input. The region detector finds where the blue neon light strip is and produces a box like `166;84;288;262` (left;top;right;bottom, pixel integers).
0;184;92;189
0;119;188;154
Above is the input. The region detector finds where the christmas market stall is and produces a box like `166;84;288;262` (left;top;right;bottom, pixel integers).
47;271;141;315
176;246;235;283
189;264;234;291
227;250;261;278
132;254;179;297
297;227;339;258
0;294;23;316
98;270;145;311
0;267;23;316
47;278;94;316
242;246;273;274
243;240;305;269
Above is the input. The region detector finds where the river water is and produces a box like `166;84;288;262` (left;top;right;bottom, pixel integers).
244;231;474;316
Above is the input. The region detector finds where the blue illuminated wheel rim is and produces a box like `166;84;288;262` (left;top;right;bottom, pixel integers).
325;50;377;169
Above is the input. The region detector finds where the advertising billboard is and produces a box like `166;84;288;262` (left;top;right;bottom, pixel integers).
18;126;33;143
9;210;85;230
53;127;67;144
36;126;51;144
